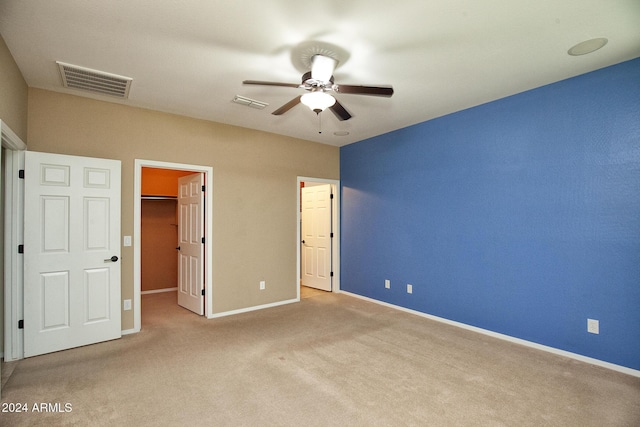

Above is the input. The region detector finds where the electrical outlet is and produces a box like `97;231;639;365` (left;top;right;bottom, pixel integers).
385;279;390;289
260;280;266;290
123;235;132;247
587;318;599;334
407;284;413;294
123;299;132;311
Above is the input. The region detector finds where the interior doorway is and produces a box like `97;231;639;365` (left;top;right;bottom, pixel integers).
141;169;205;316
297;177;340;300
133;160;213;333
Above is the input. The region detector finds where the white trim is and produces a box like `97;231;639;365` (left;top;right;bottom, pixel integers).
0;120;27;151
121;328;137;336
2;120;26;362
207;298;298;319
341;291;640;378
133;159;214;333
141;287;177;295
296;176;341;301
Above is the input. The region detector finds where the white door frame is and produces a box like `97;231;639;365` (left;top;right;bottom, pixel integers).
2;120;26;362
133;159;213;332
297;176;340;300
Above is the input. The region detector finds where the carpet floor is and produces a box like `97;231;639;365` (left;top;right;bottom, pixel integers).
1;290;639;426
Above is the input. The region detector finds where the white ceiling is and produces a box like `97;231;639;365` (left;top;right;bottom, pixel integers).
1;1;639;147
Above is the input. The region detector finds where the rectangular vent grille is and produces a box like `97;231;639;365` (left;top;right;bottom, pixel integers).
57;61;132;98
233;95;268;109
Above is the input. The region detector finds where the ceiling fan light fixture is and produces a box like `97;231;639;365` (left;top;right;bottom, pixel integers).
301;91;336;113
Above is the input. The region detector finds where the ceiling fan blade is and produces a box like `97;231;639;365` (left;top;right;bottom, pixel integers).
243;80;301;88
335;84;394;97
272;96;302;115
329;99;352;121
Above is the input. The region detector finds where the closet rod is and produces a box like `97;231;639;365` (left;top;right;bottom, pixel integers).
141;195;177;201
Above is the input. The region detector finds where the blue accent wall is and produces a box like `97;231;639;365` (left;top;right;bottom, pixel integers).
340;58;640;370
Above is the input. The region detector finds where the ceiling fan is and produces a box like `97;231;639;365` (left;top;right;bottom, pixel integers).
243;54;393;121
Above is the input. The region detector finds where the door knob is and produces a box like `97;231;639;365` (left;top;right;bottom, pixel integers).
176;246;181;250
104;256;118;262
301;240;305;244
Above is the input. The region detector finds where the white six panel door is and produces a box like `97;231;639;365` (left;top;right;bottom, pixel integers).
24;151;121;357
301;184;332;291
177;173;204;315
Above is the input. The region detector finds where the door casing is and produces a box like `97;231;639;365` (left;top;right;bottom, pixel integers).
301;183;333;291
2;120;26;362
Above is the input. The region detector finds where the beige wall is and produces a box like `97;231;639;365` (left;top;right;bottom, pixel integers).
1;33;29;356
27;88;340;330
0;35;28;141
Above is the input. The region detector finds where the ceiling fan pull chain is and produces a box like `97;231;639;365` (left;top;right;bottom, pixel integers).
318;111;322;134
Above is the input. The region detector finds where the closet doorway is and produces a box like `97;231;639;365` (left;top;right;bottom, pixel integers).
141;168;192;297
133;160;214;333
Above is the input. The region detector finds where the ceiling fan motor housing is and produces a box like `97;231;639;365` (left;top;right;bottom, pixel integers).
290;41;350;74
309;54;338;83
301;71;334;89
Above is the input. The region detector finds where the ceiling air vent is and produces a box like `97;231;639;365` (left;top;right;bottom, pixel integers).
232;95;268;109
57;61;132;98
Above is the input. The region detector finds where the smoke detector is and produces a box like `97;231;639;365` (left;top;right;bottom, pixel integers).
567;38;608;56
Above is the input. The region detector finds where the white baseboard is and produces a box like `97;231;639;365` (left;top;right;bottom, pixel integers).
121;328;138;335
341;291;640;378
207;298;299;319
141;287;177;295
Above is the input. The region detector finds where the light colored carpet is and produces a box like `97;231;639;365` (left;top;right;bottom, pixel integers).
1;291;639;426
300;285;330;299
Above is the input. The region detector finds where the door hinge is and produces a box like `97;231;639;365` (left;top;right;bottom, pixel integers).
330;193;334;199
330;232;334;238
18;244;24;254
18;169;25;179
201;237;205;244
202;185;206;192
330;271;334;277
201;289;205;296
18;319;24;329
